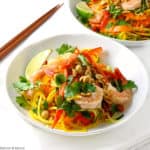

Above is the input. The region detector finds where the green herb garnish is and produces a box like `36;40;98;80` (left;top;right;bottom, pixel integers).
109;4;122;18
111;80;123;92
67;75;73;84
123;80;137;90
78;54;89;66
111;80;137;92
111;103;118;114
16;96;30;109
43;101;49;110
65;82;81;98
55;73;66;86
116;20;129;25
64;81;96;98
13;76;34;92
106;22;114;29
56;44;75;54
81;111;91;118
59;100;80;117
81;82;96;93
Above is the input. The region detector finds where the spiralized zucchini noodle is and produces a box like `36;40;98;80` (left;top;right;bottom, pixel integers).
76;0;150;41
13;44;137;132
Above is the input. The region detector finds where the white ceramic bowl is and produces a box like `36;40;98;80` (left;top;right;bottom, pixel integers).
67;0;150;47
6;34;149;136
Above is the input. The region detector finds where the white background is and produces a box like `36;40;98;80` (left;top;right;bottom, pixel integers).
0;0;150;149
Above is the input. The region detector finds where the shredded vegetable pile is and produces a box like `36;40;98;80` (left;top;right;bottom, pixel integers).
76;0;150;40
13;44;137;132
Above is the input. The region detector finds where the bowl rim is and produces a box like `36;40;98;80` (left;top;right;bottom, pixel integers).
66;0;150;46
5;33;149;136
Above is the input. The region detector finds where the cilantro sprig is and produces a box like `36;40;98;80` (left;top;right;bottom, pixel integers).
13;76;40;92
56;44;76;55
13;76;34;92
111;80;137;92
122;80;137;90
109;4;122;18
64;81;96;98
78;54;89;66
55;73;66;86
65;82;81;98
116;20;129;25
56;96;80;117
16;96;30;109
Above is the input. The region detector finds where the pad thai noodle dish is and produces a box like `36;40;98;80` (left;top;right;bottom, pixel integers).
13;44;137;132
76;0;150;40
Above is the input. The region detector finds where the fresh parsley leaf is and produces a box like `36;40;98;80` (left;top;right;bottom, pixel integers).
64;82;81;98
55;74;66;86
19;76;28;82
111;79;137;91
72;102;81;111
116;20;129;25
43;101;49;110
111;103;118;114
56;44;75;54
111;80;123;92
81;83;96;93
106;22;114;29
13;81;34;91
59;100;80;117
65;82;96;98
16;96;29;108
109;4;122;18
13;76;34;92
67;75;73;84
81;111;91;119
61;101;71;112
123;80;137;90
78;54;89;66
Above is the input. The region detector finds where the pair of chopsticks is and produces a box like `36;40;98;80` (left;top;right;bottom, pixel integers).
0;3;63;60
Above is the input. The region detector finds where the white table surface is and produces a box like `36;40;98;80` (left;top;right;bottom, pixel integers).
0;0;150;150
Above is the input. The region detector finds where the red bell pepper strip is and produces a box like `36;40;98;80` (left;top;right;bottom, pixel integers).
81;47;102;64
114;68;127;84
99;10;110;30
52;109;64;128
74;112;94;126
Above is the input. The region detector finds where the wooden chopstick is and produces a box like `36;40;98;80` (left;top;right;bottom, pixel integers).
0;3;63;60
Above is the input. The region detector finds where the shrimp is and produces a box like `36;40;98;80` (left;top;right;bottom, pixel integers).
29;53;77;83
121;0;142;10
29;69;45;83
89;13;103;24
75;86;104;109
105;83;132;105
